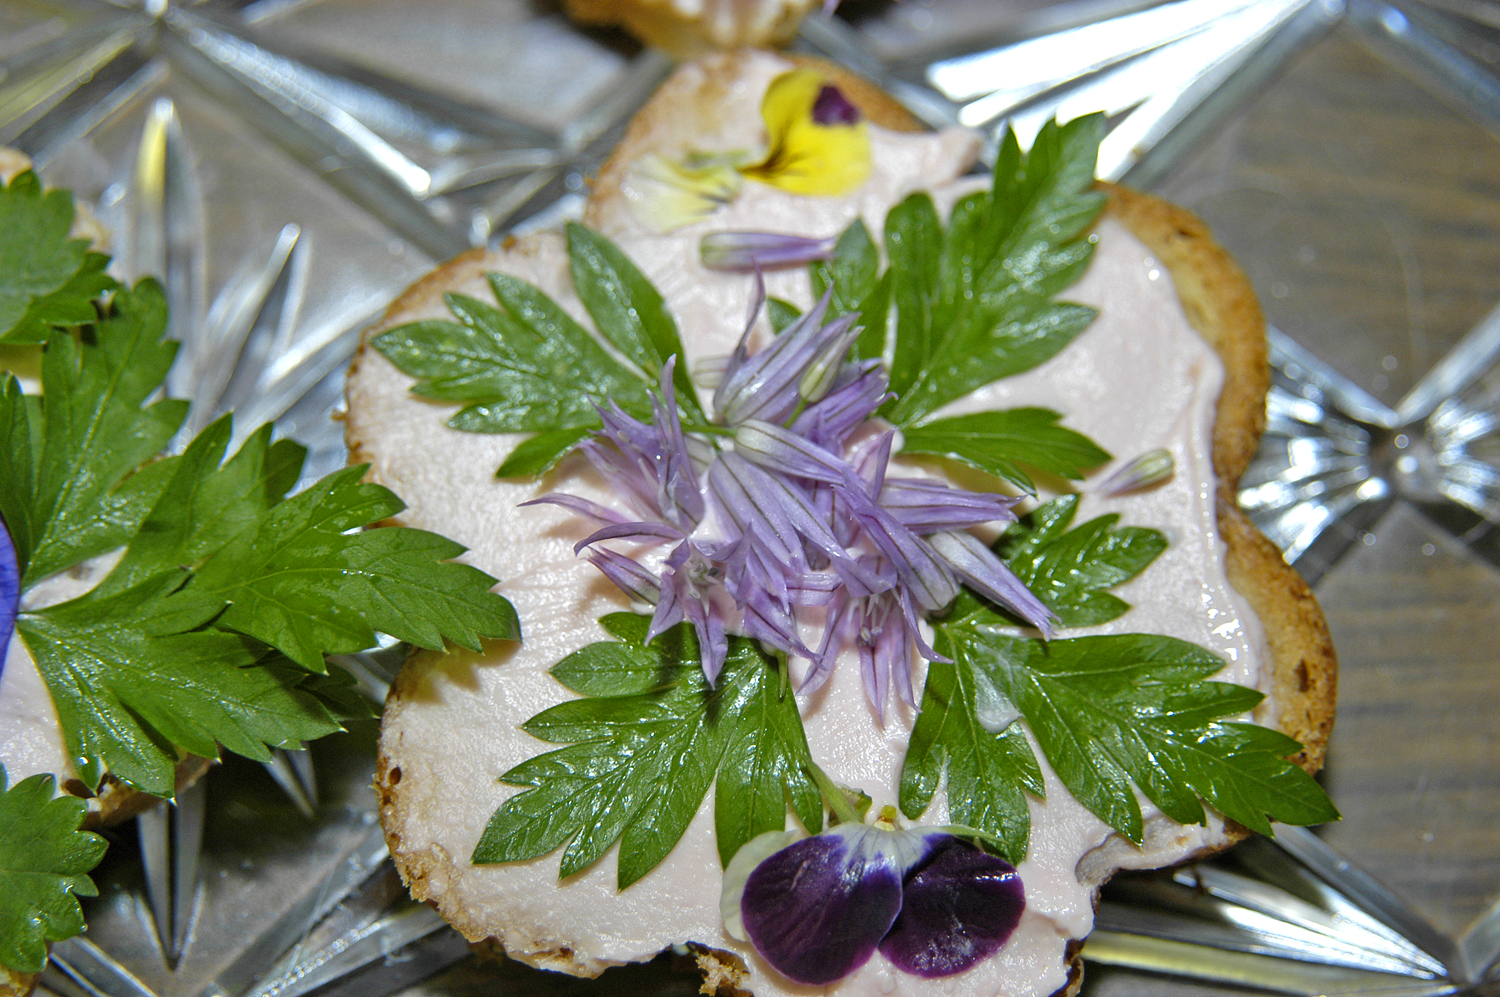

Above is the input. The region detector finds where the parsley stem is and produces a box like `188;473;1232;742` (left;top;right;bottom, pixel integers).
805;759;863;826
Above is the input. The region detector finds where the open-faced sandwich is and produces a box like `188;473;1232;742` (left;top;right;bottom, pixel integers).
349;50;1337;997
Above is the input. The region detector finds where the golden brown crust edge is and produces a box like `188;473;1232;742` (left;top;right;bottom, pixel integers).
1100;182;1337;774
0;966;36;997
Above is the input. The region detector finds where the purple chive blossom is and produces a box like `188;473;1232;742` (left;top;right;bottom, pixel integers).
1;514;18;683
585;547;661;605
545;280;1057;708
812;84;862;127
701;231;837;272
723;822;1024;985
1097;448;1174;495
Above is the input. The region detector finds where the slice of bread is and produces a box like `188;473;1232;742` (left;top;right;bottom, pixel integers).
350;50;1335;997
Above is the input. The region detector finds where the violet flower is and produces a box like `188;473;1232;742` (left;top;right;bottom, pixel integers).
701;231;837;272
1;514;16;682
721;817;1025;985
1096;448;1175;495
539;283;1057;715
812;83;860;127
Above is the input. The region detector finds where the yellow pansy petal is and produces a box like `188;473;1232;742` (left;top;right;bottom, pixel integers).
741;68;872;197
622;152;746;233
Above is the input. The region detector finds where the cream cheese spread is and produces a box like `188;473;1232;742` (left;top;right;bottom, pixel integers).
1;553;123;788
354;60;1270;997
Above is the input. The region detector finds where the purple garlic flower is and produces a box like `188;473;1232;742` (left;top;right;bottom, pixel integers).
0;514;17;683
721;820;1025;985
540;283;1057;714
701;231;838;272
1096;448;1175;495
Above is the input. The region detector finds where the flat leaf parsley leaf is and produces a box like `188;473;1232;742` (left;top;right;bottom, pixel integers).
8;282;184;588
900;409;1110;495
898;656;1043;864
801;116;1110;487
879;115;1107;427
472;614;822;888
1;280;520;796
0;172;117;345
0;765;107;975
903;607;1339;859
372;222;706;476
994;494;1168;627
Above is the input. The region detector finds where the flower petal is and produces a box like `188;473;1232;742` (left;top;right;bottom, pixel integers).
741;70;871;197
623;152;745;233
1;513;18;679
879;478;1020;534
1096;448;1175;495
802;589;856;695
791;361;891;449
734;418;847;483
878;837;1025;978
848;502;960;613
651;357;705;524
573;520;683;554
708;452;812;572
701;231;837;272
741;826;904;985
928;530;1056;637
586;548;661;605
812;84;860;126
520;494;629;526
717;298;856;426
722;828;805;942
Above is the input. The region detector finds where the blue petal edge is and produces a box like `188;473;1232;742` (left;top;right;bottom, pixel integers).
0;513;18;684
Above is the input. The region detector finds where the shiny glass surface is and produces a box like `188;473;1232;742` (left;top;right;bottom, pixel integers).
2;1;1498;995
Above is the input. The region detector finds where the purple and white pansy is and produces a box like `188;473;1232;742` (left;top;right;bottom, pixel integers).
721;811;1025;984
0;514;17;681
532;277;1057;717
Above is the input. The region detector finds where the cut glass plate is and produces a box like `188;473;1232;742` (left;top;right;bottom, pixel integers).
1;0;1497;994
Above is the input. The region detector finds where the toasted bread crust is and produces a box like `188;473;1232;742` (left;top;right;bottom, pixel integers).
0;966;36;997
357;58;1335;997
1100;182;1336;774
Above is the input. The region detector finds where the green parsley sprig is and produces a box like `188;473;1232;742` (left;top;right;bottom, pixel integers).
905;622;1339;862
472;614;821;888
0;169;521;969
0;766;106;976
1;271;520;795
902;499;1337;862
